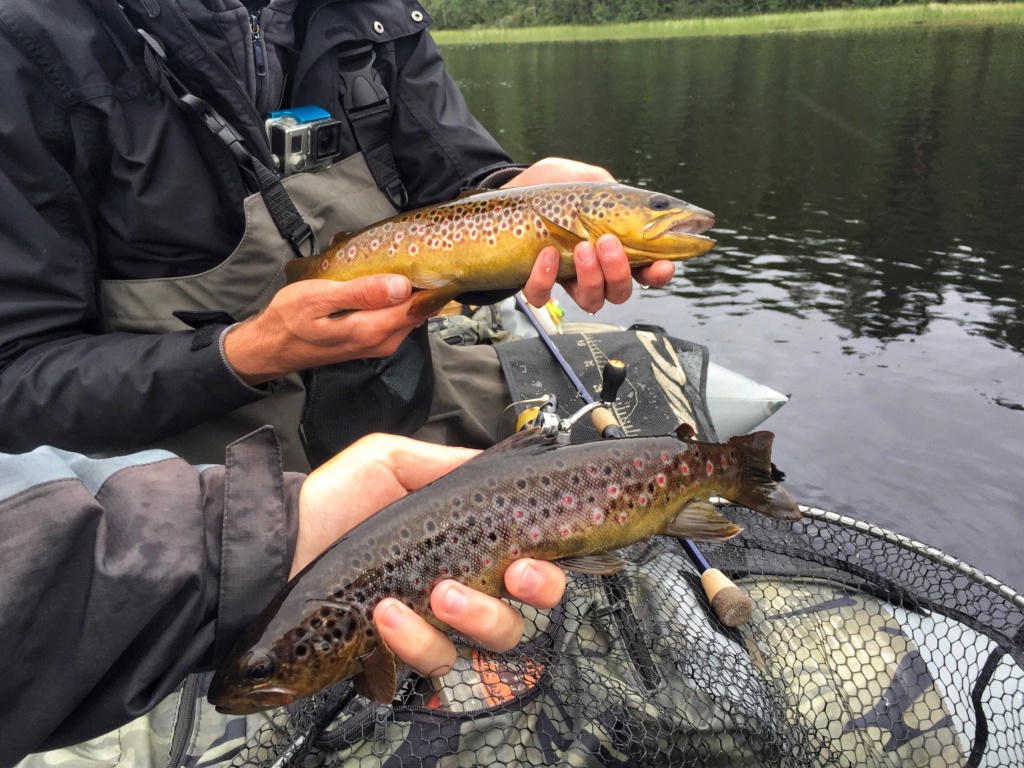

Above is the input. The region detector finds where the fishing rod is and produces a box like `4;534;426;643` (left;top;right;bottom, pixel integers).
512;293;753;628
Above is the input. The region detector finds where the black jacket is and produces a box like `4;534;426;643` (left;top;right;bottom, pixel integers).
0;427;303;764
0;0;513;454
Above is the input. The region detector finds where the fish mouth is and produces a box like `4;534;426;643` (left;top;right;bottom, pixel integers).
211;687;297;715
643;210;716;242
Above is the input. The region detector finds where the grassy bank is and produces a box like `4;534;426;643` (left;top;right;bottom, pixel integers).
431;3;1024;44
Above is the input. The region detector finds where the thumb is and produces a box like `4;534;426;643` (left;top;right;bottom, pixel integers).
320;274;412;312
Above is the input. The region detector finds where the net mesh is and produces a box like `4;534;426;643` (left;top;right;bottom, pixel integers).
231;503;1024;768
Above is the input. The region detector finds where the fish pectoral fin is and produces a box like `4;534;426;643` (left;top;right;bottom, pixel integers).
662;500;743;542
353;639;398;704
557;552;627;576
528;203;585;251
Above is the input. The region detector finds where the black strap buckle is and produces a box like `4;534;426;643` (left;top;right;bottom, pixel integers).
338;43;389;115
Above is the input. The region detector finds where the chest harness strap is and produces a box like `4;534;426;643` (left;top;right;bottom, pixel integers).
138;29;318;257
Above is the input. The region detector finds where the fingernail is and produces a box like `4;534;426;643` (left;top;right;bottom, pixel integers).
597;237;618;261
541;249;558;268
577;245;596;265
377;600;406;630
388;276;409;301
516;563;541;596
441;583;468;615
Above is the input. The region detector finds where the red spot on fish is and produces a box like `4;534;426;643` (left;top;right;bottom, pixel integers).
515;509;524;519
587;466;597;474
441;566;449;575
634;459;643;468
510;547;520;556
661;453;670;463
564;495;574;505
593;509;605;523
560;527;570;538
483;557;491;566
721;457;728;468
370;239;379;249
681;464;690;475
454;231;463;240
514;227;523;237
395;232;404;241
530;529;541;540
608;485;619;496
656;474;666;486
409;244;418;255
706;461;714;475
617;513;628;524
321;258;330;271
638;495;647;506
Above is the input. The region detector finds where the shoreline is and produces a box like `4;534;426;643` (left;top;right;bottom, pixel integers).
431;3;1024;44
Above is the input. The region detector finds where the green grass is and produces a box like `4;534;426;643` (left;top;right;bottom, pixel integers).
431;3;1024;44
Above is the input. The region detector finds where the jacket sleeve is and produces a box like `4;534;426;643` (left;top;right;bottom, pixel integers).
0;14;267;455
0;427;302;763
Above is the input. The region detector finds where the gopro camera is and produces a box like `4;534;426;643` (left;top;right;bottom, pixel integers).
265;106;344;176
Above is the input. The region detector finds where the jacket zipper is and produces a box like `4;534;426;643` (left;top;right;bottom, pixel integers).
167;0;270;156
167;673;202;768
249;12;267;110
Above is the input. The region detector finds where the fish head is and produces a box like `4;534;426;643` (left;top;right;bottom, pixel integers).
208;588;369;715
576;184;717;261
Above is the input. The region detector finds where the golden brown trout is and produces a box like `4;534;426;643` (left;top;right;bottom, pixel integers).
284;183;716;316
208;429;799;714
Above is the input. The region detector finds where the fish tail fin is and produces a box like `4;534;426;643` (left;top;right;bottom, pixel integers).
285;255;318;283
725;432;802;520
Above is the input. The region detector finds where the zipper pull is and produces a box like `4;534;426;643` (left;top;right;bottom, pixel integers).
250;13;267;78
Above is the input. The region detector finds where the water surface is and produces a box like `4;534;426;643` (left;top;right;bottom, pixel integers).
442;26;1024;588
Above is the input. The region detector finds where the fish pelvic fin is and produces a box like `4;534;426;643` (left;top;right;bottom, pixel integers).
558;552;627;576
724;432;803;521
409;285;462;318
354;638;398;704
662;500;743;542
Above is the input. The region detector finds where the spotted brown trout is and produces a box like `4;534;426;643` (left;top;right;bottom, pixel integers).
284;183;716;316
208;429;799;714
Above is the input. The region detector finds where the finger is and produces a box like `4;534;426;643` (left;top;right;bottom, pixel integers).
566;241;605;314
370;435;481;493
375;599;457;677
633;260;676;288
595;235;633;305
431;581;525;653
504;559;566;610
522;247;560;308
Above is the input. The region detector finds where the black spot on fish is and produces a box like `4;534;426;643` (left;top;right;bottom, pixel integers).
452;498;462;507
541;476;551;486
295;645;308;658
528;497;538;507
494;496;505;508
541;508;551;519
452;510;461;521
487;532;498;542
466;515;477;526
555;460;565;469
426;521;436;533
516;479;527;489
603;466;612;476
487;477;497;487
392;544;401;555
473;492;484;503
400;529;410;539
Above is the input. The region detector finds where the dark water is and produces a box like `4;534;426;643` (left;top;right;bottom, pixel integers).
441;26;1024;589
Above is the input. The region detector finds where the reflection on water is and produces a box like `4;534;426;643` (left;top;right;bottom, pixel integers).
442;26;1024;587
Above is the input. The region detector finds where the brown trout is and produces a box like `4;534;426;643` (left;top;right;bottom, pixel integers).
208;429;799;714
284;183;716;316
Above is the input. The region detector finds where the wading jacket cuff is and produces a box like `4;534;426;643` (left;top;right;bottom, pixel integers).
470;164;529;190
217;325;282;395
212;426;303;665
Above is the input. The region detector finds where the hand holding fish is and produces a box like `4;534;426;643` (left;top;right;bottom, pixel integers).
293;433;566;683
505;158;677;313
224;274;422;386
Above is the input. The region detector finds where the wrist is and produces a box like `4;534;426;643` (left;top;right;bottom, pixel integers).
223;319;287;386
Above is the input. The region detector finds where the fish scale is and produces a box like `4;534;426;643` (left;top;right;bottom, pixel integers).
209;429;800;713
284;182;718;317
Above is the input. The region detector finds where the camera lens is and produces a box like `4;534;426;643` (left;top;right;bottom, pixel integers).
311;121;343;161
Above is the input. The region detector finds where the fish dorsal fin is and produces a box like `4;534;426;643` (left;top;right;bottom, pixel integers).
409;264;458;290
527;201;585;251
328;231;352;249
464;428;560;468
455;187;488;199
354;639;398;704
662;500;743;542
558;552;626;576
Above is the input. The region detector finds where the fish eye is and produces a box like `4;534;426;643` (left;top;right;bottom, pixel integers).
245;654;275;683
648;195;672;211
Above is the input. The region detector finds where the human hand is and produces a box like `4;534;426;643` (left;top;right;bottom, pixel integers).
506;158;676;314
223;276;423;386
295;434;567;678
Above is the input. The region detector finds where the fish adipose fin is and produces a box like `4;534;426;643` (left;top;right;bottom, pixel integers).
724;432;803;521
354;639;398;704
662;500;743;542
558;552;627;575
